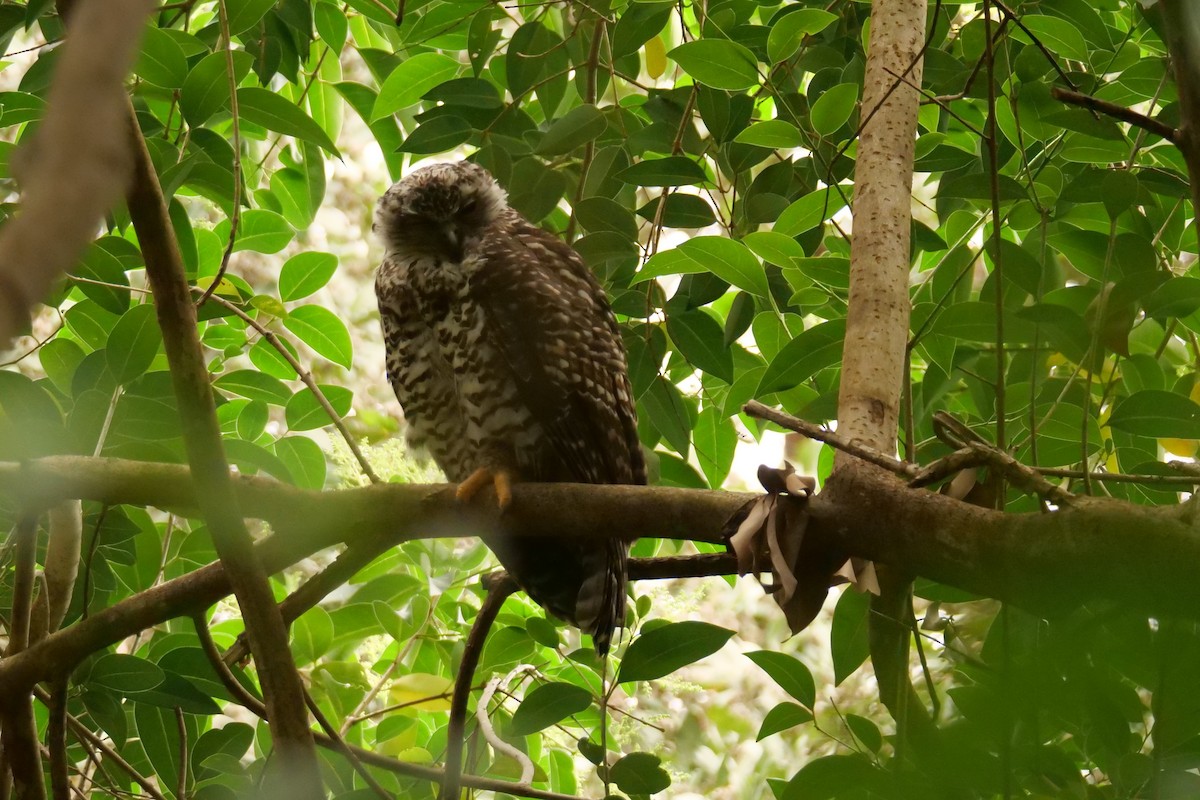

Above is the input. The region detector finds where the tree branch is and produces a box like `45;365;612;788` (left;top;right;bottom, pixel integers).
4;456;1200;702
441;573;518;800
0;0;151;344
1050;86;1178;143
124;89;320;780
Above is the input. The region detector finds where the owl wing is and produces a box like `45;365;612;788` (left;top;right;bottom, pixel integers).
471;219;645;487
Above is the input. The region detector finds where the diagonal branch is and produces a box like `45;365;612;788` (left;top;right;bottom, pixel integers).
1050;86;1179;143
123;97;321;785
0;0;150;344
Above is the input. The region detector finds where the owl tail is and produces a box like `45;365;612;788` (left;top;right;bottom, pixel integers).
575;537;629;657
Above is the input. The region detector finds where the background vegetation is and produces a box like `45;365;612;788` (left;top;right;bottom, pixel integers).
2;0;1200;798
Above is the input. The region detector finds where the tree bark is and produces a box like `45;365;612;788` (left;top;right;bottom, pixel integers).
832;0;929;740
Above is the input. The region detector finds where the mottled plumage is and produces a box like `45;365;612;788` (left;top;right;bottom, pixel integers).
373;161;645;655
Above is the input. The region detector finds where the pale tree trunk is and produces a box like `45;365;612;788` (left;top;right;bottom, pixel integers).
829;0;931;742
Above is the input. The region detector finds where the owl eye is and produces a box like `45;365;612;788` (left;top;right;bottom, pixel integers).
460;199;478;215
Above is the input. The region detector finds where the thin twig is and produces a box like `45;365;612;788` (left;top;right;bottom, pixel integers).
440;573;518;800
31;687;169;800
47;680;69;800
744;400;918;479
224;537;393;664
304;691;394;800
197;0;243;307
1050;86;1178;143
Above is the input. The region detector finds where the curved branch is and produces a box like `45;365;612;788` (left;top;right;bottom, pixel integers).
0;0;151;344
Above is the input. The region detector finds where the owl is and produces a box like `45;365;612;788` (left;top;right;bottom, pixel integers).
373;161;646;655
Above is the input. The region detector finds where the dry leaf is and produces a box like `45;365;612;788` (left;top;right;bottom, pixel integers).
722;463;865;634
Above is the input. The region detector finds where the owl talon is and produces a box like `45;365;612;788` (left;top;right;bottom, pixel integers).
456;467;513;511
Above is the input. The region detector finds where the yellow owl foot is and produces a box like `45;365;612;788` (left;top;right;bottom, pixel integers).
456;467;513;510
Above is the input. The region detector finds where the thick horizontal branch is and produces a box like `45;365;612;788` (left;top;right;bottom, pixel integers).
2;456;1200;697
0;457;744;696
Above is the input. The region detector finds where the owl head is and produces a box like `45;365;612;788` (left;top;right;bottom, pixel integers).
374;161;509;261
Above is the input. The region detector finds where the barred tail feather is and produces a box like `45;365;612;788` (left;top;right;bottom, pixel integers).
576;538;629;657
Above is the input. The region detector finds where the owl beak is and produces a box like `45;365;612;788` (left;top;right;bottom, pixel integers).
441;223;463;261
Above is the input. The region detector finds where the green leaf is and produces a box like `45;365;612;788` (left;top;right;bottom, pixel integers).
106;304;162;385
610;752;672;795
398;115;472;154
511;682;592;735
612;2;672;59
1019;14;1089;63
757;702;813;740
64;300;119;351
575;196;638;239
1108;390;1200;439
636;238;768;297
283;305;353;368
221;209;294;254
1144;277;1200;319
507;157;569;222
537;104;608;155
424;77;502;108
135;26;188;89
734;120;803;149
846;714;883;752
758;319;846;394
745;651;816;708
89;653;165;693
775;187;850;236
215;369;293;405
134;705;183;797
38;338;84;394
640;377;693;456
767;9;838;64
617;156;707;187
744;231;805;266
0;92;45;125
285;385;353;431
126;670;222;715
81;690;127;749
506;22;562;102
249;336;300;380
237;87;341;157
667;309;733;382
73;241;131;315
180;50;252;127
830;587;871;685
223;439;294;482
372;53;461;120
618;620;734;683
939;173;1027;202
274;436;327;490
669;40;760;91
279;252;338;301
724;291;755;347
637;194;716;228
482;626;536;672
810;83;858;136
226;0;276;35
782;754;879;800
293;607;335;665
314;2;348;52
694;406;736;488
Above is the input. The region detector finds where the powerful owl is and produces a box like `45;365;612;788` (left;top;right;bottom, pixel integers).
373;161;646;655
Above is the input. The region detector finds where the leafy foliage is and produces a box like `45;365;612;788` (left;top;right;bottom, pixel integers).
0;0;1198;797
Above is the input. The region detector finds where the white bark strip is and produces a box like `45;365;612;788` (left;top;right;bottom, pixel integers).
836;0;926;456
